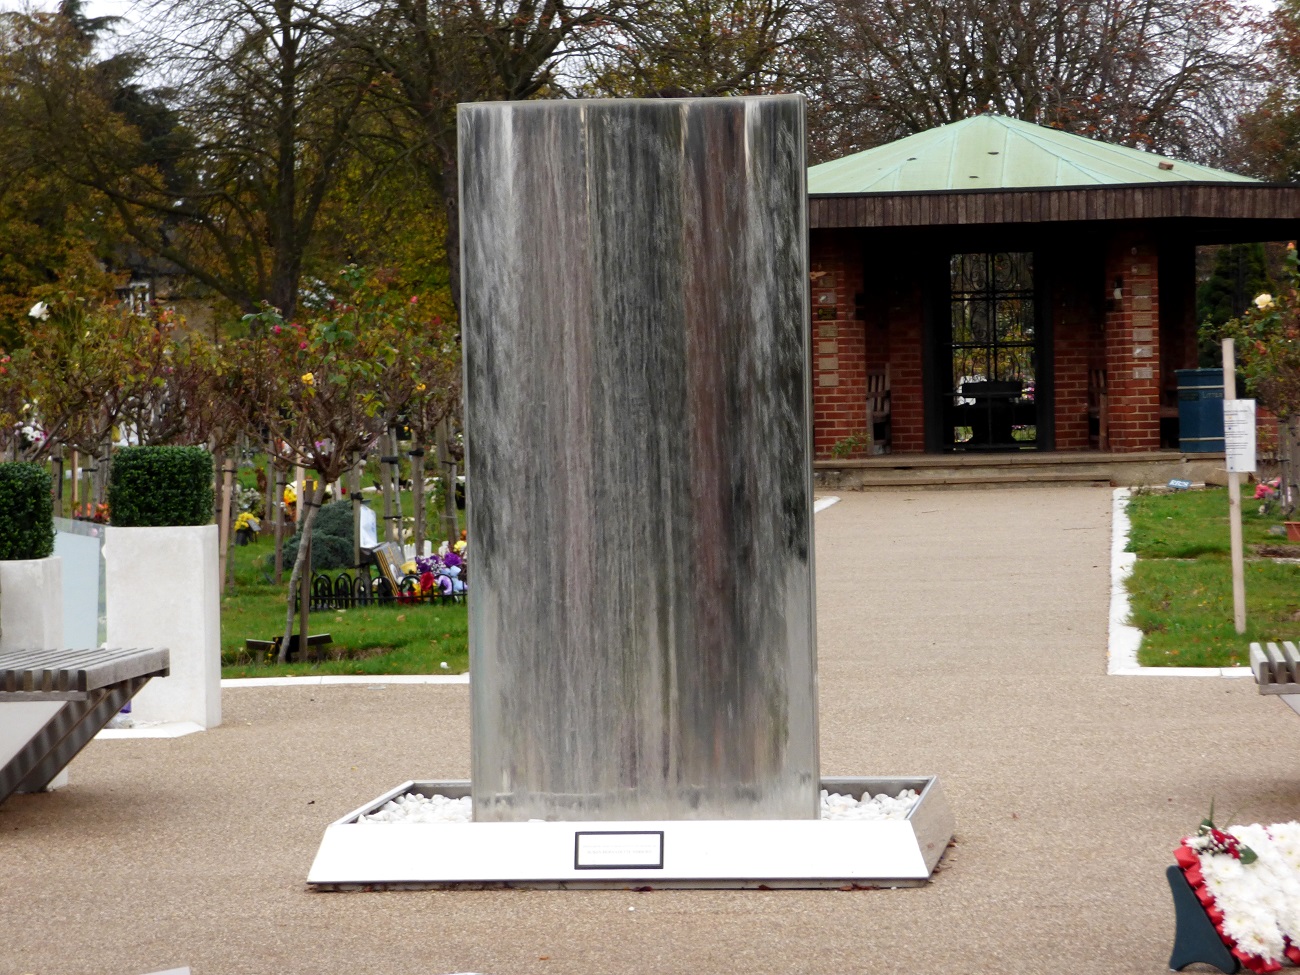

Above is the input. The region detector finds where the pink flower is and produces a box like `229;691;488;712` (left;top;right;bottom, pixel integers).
299;341;308;350
272;325;282;335
409;295;419;304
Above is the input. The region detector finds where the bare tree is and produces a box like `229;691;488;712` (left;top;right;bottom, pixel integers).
572;0;823;99
807;0;1264;164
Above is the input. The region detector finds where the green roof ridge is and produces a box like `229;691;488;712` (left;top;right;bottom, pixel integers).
808;115;1258;194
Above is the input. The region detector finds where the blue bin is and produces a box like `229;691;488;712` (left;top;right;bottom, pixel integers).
1176;368;1224;452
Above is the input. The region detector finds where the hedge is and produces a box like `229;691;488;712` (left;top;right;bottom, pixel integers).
108;446;215;527
0;462;54;560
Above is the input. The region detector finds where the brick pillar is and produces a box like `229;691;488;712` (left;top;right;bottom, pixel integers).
810;230;867;459
887;278;926;453
1104;234;1162;452
1053;263;1093;450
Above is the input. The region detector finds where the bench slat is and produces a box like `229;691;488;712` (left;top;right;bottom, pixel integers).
1268;642;1290;684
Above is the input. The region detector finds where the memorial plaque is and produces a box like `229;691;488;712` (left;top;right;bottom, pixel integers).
574;831;665;870
1224;400;1257;473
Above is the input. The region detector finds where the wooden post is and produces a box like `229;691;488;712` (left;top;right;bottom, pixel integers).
274;464;286;585
391;425;404;549
1223;338;1247;635
51;446;63;519
218;457;235;594
436;419;458;543
351;451;362;570
299;520;311;663
411;443;425;559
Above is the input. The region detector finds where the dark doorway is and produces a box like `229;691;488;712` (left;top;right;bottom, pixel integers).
943;252;1041;451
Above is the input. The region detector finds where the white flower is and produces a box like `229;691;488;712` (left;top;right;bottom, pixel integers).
28;301;48;320
1255;293;1275;311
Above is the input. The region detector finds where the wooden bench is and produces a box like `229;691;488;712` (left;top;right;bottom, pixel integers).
244;633;333;663
0;646;170;805
1249;641;1300;717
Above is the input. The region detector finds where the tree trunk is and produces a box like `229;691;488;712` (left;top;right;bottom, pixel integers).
280;479;322;663
1283;415;1300;516
70;449;79;510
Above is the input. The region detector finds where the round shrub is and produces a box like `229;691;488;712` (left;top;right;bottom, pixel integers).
108;446;215;527
0;462;54;560
279;499;356;570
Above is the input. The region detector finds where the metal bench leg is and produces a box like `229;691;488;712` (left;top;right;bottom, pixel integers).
1166;865;1239;973
0;677;150;804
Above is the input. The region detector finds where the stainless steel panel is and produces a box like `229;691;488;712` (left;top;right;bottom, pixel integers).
459;96;817;822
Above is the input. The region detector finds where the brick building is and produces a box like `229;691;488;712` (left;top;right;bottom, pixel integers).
807;115;1300;461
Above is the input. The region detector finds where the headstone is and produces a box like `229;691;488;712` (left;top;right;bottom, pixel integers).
460;96;818;822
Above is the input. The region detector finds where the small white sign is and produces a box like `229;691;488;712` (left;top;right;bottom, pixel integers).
574;831;664;869
1223;400;1257;474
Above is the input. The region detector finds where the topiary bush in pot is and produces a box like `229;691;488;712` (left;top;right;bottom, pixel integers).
108;446;215;527
0;461;54;560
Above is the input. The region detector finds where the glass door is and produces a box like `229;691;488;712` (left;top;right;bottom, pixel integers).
946;252;1038;451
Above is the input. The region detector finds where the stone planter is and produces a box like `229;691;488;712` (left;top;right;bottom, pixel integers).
105;525;220;729
0;556;68;790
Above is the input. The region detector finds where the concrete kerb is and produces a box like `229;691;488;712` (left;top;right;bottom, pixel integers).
1107;486;1253;679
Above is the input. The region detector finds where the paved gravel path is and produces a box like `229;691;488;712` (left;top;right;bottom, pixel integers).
4;484;1299;975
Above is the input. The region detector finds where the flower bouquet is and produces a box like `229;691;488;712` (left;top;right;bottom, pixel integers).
1175;808;1300;972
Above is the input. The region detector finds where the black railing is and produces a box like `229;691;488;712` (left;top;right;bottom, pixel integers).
297;570;467;611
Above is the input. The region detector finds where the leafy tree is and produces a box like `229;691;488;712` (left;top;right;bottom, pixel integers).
228;266;448;660
3;0;375;319
1197;244;1276;366
1217;244;1300;509
1236;0;1300;181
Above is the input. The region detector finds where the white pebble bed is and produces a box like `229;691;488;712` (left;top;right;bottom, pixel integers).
358;788;919;824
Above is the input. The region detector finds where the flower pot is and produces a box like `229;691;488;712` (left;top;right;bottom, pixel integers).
1286;522;1300;542
0;556;62;651
104;525;221;729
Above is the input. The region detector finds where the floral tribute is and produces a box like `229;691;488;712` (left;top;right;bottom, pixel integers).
413;539;468;598
1175;808;1300;971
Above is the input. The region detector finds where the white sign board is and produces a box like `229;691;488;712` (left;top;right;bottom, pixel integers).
359;503;378;549
1223;399;1257;474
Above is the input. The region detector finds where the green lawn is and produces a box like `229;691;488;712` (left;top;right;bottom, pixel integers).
1125;487;1300;666
219;515;468;679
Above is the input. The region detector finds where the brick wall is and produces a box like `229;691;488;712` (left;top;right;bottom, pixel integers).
810;231;868;458
1104;233;1163;452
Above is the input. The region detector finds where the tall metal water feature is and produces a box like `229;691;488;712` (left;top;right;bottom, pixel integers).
307;96;953;889
459;95;819;823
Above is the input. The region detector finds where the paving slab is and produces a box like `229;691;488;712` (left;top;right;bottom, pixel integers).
3;484;1298;975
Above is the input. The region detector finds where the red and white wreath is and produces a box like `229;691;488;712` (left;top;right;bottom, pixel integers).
1176;811;1300;973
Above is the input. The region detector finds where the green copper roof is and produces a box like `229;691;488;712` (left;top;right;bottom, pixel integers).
807;115;1258;195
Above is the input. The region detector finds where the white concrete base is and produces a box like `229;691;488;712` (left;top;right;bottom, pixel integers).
105;525;221;729
95;721;205;740
308;776;954;889
0;556;67;791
